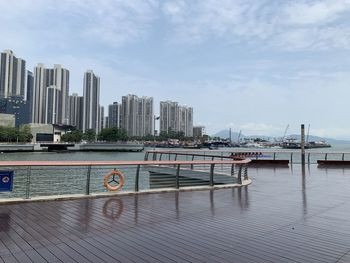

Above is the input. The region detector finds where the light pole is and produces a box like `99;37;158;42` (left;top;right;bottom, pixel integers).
154;115;160;148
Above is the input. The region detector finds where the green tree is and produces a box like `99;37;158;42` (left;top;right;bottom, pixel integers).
0;125;32;142
61;130;83;142
98;127;128;142
82;129;96;142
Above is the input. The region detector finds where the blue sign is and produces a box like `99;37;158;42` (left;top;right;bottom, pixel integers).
0;171;13;192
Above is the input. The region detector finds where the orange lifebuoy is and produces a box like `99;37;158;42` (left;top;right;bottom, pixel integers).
103;170;125;191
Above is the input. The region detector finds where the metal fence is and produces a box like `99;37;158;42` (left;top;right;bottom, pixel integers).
0;159;250;200
145;149;350;165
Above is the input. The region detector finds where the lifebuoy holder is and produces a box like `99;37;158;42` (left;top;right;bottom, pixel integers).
103;169;125;191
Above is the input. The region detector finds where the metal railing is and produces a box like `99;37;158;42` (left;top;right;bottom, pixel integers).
145;149;350;165
0;158;250;200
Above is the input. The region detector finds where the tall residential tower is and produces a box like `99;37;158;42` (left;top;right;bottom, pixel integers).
32;64;69;124
0;50;26;99
82;70;100;133
160;100;193;137
121;94;153;137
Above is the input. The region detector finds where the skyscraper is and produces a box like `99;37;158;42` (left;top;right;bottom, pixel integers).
99;105;104;132
45;85;61;124
26;71;34;123
68;93;84;130
178;106;193;137
82;70;100;133
0;50;26;99
32;64;46;123
121;95;153;137
160;100;193;137
160;100;178;133
32;64;69;124
108;102;121;128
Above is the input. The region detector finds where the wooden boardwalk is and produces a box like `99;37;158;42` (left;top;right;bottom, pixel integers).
1;165;350;262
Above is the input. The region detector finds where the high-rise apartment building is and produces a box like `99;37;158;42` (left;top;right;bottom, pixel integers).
99;105;104;132
82;70;100;133
68;93;84;130
121;94;153;137
0;50;26;99
32;64;69;124
108;102;121;128
32;64;46;123
26;71;34;123
178;106;193;137
160;100;193;137
45;85;61;124
160;100;178;133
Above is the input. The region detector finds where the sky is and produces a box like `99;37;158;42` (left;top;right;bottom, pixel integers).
1;0;350;138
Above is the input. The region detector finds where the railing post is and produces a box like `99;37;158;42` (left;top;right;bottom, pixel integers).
244;165;248;180
152;152;157;161
25;166;31;199
144;152;149;161
342;153;345;161
290;153;293;164
231;164;235;176
174;154;178;168
209;163;215;186
159;153;163;161
86;165;91;195
135;164;140;192
273;152;276;160
237;165;242;185
308;153;310;164
176;164;180;189
325;153;328;160
191;155;194;170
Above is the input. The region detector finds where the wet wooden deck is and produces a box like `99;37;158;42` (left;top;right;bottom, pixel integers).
1;165;350;262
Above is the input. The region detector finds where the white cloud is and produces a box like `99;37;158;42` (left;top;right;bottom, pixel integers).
281;0;350;25
0;0;158;48
161;0;350;50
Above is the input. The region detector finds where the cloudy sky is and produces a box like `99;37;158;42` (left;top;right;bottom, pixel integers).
1;0;350;138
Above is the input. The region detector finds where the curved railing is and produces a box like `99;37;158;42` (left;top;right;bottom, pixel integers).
145;149;350;165
0;158;251;200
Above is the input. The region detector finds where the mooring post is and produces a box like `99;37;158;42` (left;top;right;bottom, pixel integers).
301;124;305;166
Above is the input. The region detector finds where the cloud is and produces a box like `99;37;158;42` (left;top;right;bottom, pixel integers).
281;0;350;25
161;0;350;50
0;0;158;49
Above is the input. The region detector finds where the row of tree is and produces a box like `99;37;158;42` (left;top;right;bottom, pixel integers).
61;127;128;143
0;125;32;143
61;127;194;143
0;125;196;143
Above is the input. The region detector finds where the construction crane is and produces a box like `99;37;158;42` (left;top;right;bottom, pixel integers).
237;130;242;143
282;124;289;142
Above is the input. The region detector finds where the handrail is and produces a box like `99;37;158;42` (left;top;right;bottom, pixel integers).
146;149;349;155
0;159;250;167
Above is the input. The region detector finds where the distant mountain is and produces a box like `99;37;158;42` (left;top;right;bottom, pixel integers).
212;130;241;140
212;129;350;143
287;134;350;144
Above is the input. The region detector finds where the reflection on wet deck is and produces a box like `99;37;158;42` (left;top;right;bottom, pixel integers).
1;165;350;262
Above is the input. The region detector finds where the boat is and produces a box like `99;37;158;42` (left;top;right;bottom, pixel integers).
280;138;331;149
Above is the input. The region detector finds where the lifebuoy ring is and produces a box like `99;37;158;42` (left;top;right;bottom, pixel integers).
103;170;125;191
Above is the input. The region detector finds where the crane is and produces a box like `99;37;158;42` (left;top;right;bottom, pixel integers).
282;124;289;142
237;130;242;143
